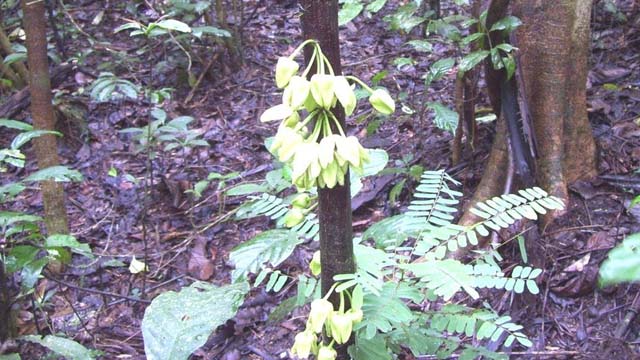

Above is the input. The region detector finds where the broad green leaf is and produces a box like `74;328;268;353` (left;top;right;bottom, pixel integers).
350;335;392;360
46;234;92;257
427;102;458;134
156;19;191;33
339;2;364;26
405;39;432;52
11;130;61;150
21;335;95;360
142;282;248;360
489;16;522;32
23;166;83;182
114;21;142;33
229;229;303;281
599;233;640;286
225;183;269;196
461;32;485;46
458;50;490;73
4;53;27;66
191;26;231;38
366;0;387;13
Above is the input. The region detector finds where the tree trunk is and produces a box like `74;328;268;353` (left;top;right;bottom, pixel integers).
563;0;598;183
22;0;69;236
512;0;597;204
301;1;355;358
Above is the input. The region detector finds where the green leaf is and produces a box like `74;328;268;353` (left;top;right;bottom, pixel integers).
461;32;485;46
229;229;303;281
114;21;142;33
23;166;83;182
142;282;248;360
21;335;95;360
225;183;269;196
405;39;433;52
427;102;458;134
0;353;21;360
191;26;231;38
458;50;490;73
46;234;92;257
156;19;191;33
599;233;640;286
4;53;27;66
423;58;455;85
489;16;522;32
0;119;33;131
11;130;61;150
350;335;392;360
339;2;364;26
366;0;387;13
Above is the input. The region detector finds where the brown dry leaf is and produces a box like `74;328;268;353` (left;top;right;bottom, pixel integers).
585;231;616;250
188;236;215;280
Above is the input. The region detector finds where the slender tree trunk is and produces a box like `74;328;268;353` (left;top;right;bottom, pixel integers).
0;261;12;341
22;0;69;236
301;1;355;358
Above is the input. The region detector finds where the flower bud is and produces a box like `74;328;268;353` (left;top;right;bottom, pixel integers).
290;330;316;359
283;207;305;228
283;112;301;128
318;135;339;168
310;74;335;109
276;57;299;88
283;76;311;109
291;193;311;208
309;251;321;276
320;160;339;189
333;76;357;116
328;311;353;344
308;298;333;333
347;308;363;324
336;136;361;168
369;88;395;115
317;345;337;360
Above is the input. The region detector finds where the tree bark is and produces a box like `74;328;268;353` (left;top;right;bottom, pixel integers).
563;0;597;183
301;1;355;358
22;0;69;236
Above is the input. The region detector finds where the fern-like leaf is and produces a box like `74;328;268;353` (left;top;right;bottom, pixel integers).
235;193;319;239
402;260;479;300
229;229;303;281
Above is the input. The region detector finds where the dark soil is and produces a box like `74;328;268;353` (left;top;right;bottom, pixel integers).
1;1;640;359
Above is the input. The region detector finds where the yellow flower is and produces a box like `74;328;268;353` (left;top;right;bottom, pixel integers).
369;88;395;115
308;298;333;333
290;330;316;359
275;57;299;88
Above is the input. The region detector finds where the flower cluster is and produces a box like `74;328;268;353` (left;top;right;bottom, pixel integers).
260;40;395;191
290;284;365;359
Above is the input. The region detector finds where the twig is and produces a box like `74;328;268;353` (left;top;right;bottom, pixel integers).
615;292;640;339
44;273;151;304
184;53;220;105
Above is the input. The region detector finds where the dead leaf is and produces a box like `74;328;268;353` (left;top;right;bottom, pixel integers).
188;236;215;280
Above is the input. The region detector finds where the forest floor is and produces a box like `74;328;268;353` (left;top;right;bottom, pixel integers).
2;1;640;359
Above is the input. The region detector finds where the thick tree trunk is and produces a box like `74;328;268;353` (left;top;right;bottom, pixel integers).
564;0;598;183
22;0;69;236
301;1;355;358
513;1;572;202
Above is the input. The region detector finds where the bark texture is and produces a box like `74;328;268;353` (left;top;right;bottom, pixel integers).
22;0;69;235
512;0;597;203
301;1;355;357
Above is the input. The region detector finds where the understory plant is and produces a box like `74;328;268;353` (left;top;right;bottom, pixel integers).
223;42;564;359
0;119;96;358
